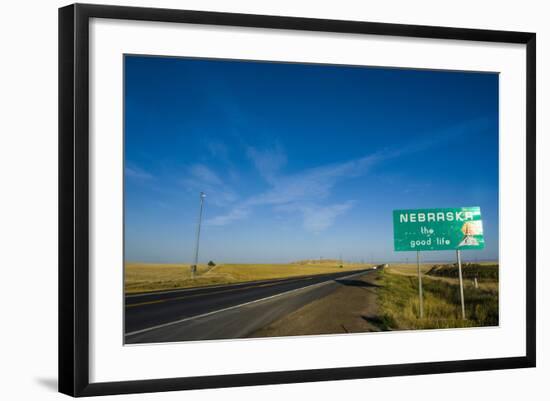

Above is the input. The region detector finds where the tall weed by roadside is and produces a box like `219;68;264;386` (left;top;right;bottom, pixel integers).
378;270;498;330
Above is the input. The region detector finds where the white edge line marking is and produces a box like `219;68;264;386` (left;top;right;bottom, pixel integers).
125;269;375;338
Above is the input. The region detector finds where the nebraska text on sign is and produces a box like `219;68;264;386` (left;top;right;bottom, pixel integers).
393;207;485;252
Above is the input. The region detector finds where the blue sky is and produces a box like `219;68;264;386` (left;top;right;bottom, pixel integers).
124;55;499;263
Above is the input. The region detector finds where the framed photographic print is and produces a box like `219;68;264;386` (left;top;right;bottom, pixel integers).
58;3;536;397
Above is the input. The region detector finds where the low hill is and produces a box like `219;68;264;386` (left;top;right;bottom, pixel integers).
292;259;343;265
426;263;499;280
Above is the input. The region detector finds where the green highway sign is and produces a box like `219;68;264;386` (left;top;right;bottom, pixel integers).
393;207;485;252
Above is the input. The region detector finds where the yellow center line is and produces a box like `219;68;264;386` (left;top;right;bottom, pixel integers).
125;276;316;308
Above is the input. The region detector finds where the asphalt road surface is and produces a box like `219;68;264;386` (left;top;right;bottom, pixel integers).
125;267;377;344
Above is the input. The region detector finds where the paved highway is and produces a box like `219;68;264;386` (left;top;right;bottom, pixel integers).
125;267;377;344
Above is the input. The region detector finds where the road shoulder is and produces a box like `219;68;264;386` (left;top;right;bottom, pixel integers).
250;270;383;337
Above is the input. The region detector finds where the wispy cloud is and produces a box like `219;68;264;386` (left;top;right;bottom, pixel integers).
247;152;383;207
381;116;491;159
204;139;242;184
246;144;287;184
189;164;222;185
205;207;249;226
204;116;492;231
181;164;237;207
276;201;356;233
302;202;356;232
125;164;154;181
205;146;382;230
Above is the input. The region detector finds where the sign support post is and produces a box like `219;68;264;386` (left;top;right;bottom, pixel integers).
393;207;484;321
456;249;466;319
417;250;423;318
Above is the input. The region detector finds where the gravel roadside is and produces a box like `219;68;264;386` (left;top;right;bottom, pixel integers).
250;270;383;337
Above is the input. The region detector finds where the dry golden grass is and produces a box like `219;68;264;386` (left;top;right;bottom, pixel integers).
378;263;499;330
386;263;434;276
386;263;498;291
125;262;372;294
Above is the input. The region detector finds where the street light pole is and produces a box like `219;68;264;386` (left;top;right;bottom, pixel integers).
191;192;206;279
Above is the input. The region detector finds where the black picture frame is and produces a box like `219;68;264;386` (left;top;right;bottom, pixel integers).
59;3;536;397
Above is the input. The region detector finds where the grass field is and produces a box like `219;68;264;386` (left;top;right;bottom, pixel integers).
125;261;373;294
426;263;499;280
377;263;499;330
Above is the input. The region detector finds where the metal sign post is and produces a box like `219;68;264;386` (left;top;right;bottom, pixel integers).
393;207;485;320
456;250;466;319
417;250;423;318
